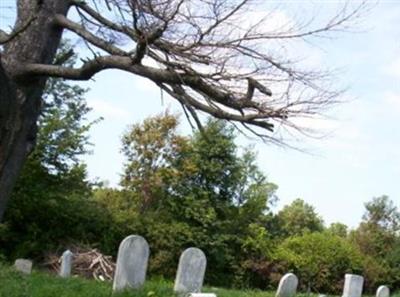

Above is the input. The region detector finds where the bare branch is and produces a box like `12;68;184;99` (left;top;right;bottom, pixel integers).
54;14;127;56
12;0;368;144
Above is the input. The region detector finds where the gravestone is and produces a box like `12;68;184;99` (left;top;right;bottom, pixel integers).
174;247;207;294
189;294;217;297
59;250;73;278
276;273;298;297
14;259;32;274
342;274;364;297
376;286;390;297
112;235;150;292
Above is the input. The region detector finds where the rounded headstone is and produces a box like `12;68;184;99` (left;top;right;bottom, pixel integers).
276;273;298;297
342;274;364;297
376;286;390;297
112;235;150;292
59;249;73;278
174;247;207;294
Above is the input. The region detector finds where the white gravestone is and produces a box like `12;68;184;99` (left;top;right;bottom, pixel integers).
376;286;390;297
112;235;150;292
276;273;298;297
14;259;32;274
174;247;207;294
189;294;217;297
343;274;364;297
59;250;73;278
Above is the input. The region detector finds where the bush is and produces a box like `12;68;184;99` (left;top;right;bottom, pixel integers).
0;164;113;260
275;232;363;294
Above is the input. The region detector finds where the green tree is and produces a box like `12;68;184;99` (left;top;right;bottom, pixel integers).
276;198;324;237
350;196;400;290
276;232;363;293
363;196;399;232
327;222;348;238
351;196;399;259
120;113;188;213
108;113;278;287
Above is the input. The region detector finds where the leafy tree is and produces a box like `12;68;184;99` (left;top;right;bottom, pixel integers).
276;198;324;237
104;113;278;287
120;113;189;213
327;222;348;238
0;0;367;219
351;196;399;259
363;196;399;232
349;196;400;290
276;232;363;293
0;43;110;259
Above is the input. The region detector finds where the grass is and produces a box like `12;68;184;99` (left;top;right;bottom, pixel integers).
0;263;272;297
0;264;398;297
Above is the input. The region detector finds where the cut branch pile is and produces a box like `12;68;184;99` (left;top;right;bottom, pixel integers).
44;246;116;281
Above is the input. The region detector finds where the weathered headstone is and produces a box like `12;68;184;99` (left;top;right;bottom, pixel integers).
112;235;150;292
342;274;364;297
189;294;217;297
174;247;207;294
376;286;390;297
14;259;32;274
276;273;298;297
59;250;73;278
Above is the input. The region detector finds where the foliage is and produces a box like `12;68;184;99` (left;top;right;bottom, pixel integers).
276;198;324;238
276;232;363;293
98;113;278;288
350;196;400;290
327;222;348;238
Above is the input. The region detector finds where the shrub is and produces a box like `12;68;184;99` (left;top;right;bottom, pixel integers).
275;232;363;294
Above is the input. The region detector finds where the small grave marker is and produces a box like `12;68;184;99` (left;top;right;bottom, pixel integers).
276;273;298;297
59;249;73;278
342;274;364;297
14;259;32;274
376;286;390;297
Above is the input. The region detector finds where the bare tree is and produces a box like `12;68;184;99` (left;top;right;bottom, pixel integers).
0;0;366;220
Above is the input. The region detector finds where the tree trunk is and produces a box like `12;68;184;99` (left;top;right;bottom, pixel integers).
0;0;70;220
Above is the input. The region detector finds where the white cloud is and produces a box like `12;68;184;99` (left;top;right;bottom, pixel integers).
386;57;400;79
132;76;159;93
383;92;400;113
88;99;130;120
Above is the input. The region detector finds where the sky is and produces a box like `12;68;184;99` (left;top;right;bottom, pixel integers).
1;1;399;228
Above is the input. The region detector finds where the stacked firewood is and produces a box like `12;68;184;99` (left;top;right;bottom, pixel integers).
44;245;116;281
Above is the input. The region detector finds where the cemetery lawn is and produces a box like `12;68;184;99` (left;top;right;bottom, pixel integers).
0;264;267;297
0;265;399;297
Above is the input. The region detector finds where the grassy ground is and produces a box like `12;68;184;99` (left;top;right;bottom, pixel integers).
0;264;268;297
0;264;398;297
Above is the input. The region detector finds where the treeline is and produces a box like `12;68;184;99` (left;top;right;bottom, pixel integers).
0;45;399;294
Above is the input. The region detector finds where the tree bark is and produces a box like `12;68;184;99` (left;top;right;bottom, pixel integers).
0;0;70;220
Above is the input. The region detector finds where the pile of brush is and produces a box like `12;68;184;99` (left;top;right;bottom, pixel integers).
44;245;115;281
